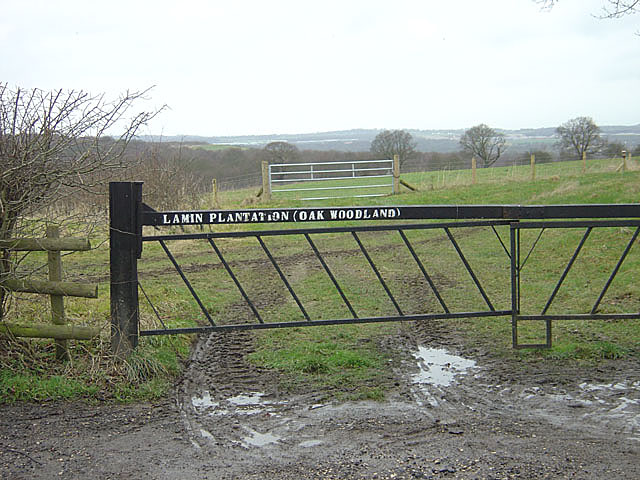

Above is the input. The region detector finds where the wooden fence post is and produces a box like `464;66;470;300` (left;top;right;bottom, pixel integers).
622;150;628;173
582;151;587;174
212;178;219;208
109;182;142;359
472;157;477;185
531;153;536;181
46;225;67;360
262;161;271;201
393;155;400;194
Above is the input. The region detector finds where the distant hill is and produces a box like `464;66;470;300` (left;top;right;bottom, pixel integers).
139;124;640;153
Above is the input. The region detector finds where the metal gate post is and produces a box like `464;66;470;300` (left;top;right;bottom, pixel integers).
109;182;142;358
510;222;520;348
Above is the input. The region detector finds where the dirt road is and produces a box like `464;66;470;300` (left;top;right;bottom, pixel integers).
1;321;638;479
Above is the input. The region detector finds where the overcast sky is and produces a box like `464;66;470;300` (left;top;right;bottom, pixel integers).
2;0;639;136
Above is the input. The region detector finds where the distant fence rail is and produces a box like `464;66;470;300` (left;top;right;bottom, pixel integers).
267;158;397;201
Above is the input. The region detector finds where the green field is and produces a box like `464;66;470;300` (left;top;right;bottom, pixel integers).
1;156;639;402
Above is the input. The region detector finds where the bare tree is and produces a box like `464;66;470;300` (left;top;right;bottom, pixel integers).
370;129;417;168
537;1;639;18
459;124;507;168
263;141;300;164
555;116;603;160
128;142;208;211
0;84;159;319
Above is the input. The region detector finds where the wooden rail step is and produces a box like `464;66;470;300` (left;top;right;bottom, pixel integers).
0;237;91;251
1;277;98;298
0;322;100;340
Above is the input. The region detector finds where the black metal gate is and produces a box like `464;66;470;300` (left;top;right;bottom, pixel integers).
108;182;640;355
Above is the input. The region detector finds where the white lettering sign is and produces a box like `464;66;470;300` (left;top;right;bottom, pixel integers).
159;207;400;225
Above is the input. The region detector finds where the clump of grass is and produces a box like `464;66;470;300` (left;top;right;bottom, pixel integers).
250;342;378;375
0;330;191;403
0;370;99;402
248;325;391;401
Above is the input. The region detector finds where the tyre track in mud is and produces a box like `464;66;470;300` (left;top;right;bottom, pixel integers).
173;310;639;479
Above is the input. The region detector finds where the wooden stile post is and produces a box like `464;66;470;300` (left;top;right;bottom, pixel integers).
262;161;271;201
47;226;67;360
109;182;142;359
393;155;400;194
531;153;536;181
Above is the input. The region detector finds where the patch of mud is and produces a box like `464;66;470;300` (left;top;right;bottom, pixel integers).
169;320;640;479
2;319;639;479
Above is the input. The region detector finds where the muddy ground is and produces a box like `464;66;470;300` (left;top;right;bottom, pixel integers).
1;319;639;479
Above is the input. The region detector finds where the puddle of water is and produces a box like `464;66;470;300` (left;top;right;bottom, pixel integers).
610;397;639;413
580;381;640;393
191;391;219;409
228;393;268;406
412;347;476;387
299;439;324;448
191;391;288;416
242;427;281;448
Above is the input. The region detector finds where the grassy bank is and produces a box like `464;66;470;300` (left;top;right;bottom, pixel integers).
1;157;639;403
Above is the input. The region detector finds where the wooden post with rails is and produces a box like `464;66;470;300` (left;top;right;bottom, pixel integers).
0;233;99;350
262;161;271;201
393;155;400;194
46;226;67;360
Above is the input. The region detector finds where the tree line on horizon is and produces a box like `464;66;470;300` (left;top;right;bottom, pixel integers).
130;116;638;200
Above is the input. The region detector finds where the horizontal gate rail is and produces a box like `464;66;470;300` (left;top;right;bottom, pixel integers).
142;220;513;242
141;311;511;336
143;204;640;227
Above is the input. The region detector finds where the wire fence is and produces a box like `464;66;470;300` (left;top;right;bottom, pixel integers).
206;152;636;206
216;172;262;191
402;153;620;173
